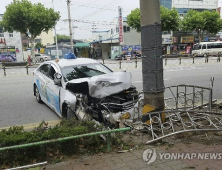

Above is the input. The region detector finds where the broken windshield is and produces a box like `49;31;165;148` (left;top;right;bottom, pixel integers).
61;63;112;82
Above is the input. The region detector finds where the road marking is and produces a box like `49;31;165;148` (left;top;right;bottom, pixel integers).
0;120;60;131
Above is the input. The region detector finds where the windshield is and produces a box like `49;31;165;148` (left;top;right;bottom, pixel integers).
61;63;112;82
193;44;201;50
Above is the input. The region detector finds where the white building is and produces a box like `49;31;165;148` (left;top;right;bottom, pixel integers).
0;14;23;62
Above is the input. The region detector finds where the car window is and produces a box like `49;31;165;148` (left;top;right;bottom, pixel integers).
38;64;50;76
61;63;112;82
35;54;41;57
48;66;56;80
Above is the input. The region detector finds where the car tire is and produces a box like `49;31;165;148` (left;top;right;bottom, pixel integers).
67;107;77;120
40;58;44;62
35;86;43;103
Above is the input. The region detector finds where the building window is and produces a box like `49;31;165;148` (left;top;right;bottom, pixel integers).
99;36;102;41
0;33;4;37
123;26;130;32
0;26;3;33
35;38;41;43
116;27;119;33
9;33;13;37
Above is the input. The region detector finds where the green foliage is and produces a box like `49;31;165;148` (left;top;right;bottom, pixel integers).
126;6;180;32
56;34;71;42
0;0;60;38
160;6;180;32
181;10;222;42
126;8;141;32
35;42;44;48
0;119;124;169
0;0;60;59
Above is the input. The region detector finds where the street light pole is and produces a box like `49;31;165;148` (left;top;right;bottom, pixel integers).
52;0;59;59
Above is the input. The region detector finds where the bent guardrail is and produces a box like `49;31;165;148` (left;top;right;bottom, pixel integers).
0;127;130;152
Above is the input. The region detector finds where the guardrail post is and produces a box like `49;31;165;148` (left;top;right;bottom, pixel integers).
102;58;105;64
179;56;181;65
218;52;221;62
193;55;194;64
165;55;167;65
26;65;29;75
119;59;121;69
3;66;6;76
107;133;111;151
205;53;209;63
135;57;138;68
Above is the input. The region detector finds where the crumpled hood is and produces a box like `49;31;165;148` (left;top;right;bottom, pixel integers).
66;71;132;98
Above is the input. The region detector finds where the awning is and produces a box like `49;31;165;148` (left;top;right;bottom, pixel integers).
74;42;90;48
88;38;119;44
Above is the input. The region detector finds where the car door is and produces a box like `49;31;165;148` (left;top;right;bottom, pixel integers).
44;64;61;115
35;64;51;103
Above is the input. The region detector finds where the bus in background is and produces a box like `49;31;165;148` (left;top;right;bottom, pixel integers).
192;41;222;57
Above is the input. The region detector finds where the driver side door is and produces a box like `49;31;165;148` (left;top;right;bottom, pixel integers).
44;64;61;115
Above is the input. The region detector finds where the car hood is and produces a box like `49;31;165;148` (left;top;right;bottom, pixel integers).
66;71;132;98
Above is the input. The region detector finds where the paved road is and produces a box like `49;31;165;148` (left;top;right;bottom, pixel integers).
0;57;222;128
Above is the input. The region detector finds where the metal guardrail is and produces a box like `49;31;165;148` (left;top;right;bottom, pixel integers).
1;54;222;76
5;161;47;170
0;127;130;152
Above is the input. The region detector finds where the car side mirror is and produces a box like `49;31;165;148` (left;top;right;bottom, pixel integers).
54;73;62;86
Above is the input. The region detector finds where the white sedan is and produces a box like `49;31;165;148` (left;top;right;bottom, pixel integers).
33;56;139;127
34;54;51;62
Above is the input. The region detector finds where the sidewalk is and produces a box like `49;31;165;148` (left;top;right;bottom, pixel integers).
44;141;222;170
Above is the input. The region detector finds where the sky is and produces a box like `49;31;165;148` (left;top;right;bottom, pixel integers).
0;0;140;40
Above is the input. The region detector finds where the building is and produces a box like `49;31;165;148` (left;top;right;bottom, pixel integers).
34;29;54;46
160;0;219;54
0;14;23;62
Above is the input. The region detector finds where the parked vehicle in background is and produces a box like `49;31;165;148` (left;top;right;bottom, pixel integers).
35;54;51;62
115;51;141;60
133;51;142;58
192;41;222;57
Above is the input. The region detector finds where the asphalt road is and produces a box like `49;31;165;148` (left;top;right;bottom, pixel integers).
0;57;221;128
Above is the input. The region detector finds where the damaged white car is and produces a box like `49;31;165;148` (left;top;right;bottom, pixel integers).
33;57;140;127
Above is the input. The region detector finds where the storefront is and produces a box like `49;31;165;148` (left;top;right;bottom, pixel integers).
172;35;194;54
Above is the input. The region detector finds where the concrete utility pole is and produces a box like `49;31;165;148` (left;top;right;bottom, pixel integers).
52;0;59;59
67;0;74;53
140;0;165;115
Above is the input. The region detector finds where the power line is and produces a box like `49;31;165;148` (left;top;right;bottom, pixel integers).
77;0;119;20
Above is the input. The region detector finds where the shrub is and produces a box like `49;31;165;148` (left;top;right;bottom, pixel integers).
0;119;125;169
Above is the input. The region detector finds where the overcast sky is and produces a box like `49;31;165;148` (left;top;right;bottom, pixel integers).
0;0;140;40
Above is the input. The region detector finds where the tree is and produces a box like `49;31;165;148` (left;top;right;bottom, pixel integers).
56;34;70;43
127;6;180;32
181;10;222;43
35;42;44;48
0;0;60;60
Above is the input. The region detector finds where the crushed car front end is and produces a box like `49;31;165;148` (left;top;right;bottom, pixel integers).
65;71;141;128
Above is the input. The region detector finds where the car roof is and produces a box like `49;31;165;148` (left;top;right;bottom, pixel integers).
48;58;100;68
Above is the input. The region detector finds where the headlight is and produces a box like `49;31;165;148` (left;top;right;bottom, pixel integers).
120;112;131;119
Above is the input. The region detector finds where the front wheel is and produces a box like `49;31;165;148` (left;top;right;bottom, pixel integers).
35;86;43;103
67;107;77;120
